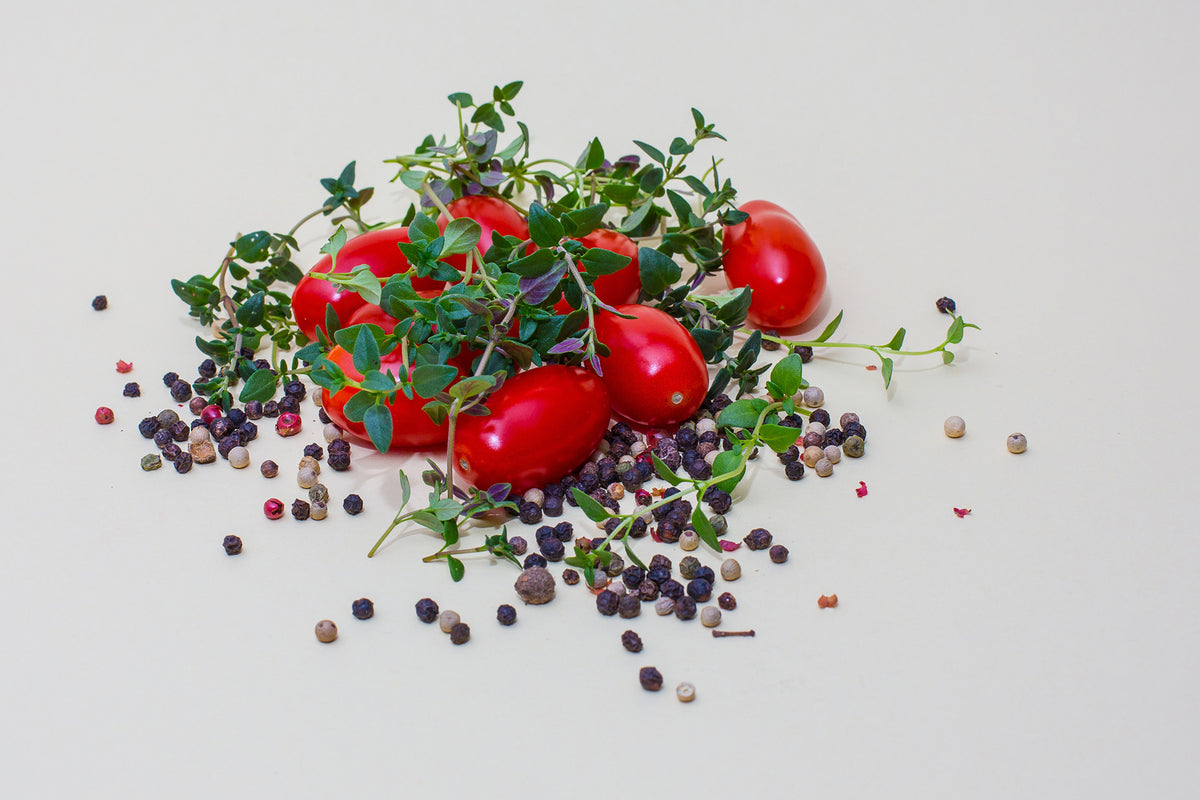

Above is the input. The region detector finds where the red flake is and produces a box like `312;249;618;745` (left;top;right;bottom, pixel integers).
954;507;972;518
115;360;134;373
718;539;742;552
865;364;877;371
818;593;838;608
650;527;662;543
855;481;868;498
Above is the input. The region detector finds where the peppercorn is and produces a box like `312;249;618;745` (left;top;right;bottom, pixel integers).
703;487;732;515
843;434;865;458
823;445;841;464
160;371;179;389
523;553;547;570
169;379;192;403
638;580;659;602
562;568;580;586
140;454;162;471
615;593;639;619
674;596;697;620
541;495;563;517
189;440;216;464
622;565;645;590
1007;432;1028;454
675;427;698;449
94;407;114;425
659;579;684;601
700;606;722;628
718;591;737;610
121;382;140;398
318;408;332;425
284;379;307;401
315;620;337;643
814;458;833;477
784;461;805;481
415;598;439;623
160;443;182;462
687;578;713;603
944;415;966;438
244;400;264;420
639;666;664;691
438;610;460;633
679;531;700;551
678;557;700;580
720;559;741;581
260;460;278;478
352;598;374;620
216;435;239;459
297;467;318;489
290;499;311;521
308;484;329;504
92;294;107;310
656;520;681;544
195;357;216;379
802;430;824;449
301;443;323;461
796;345;813;363
824;428;844;446
769;544;790;564
165;420;187;442
539;537;565;562
676;682;696;702
221;534;243;555
843;421;867;441
138;417;159;438
936;296;956;314
188;425;210;445
343;494;364;515
595;590;619;616
262;400;280;418
252;358;271;371
744;528;773;550
629;517;648;538
278;395;300;415
504;536;527;557
276;413;302;437
496;604;517;626
222;407;245;427
328;450;351;471
514;566;556;604
264;498;284;519
228;447;251;470
518;501;542;525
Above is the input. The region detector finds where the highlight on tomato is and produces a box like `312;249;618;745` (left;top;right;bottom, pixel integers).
591;304;709;428
453;365;611;493
721;199;826;328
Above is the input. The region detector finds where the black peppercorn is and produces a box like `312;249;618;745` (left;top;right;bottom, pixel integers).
170;379;192;403
769;544;789;564
244;400;263;420
694;565;715;584
415;597;439;623
303;443;323;460
153;429;173;449
352;598;375;620
622;565;645;590
328;451;351;471
226;407;247;427
92;295;107;311
523;553;548;569
761;331;781;351
162;371;179;388
508;536;528;556
518;501;543;525
542;495;564;517
649;554;672;572
284;379;307;401
638;580;660;601
222;535;242;555
744;527;773;550
675;427;698;449
328;438;351;454
810;408;831;427
797;345;814;363
785;461;805;481
169;420;189;442
291;499;311;520
197;358;217;379
173;453;193;474
217;435;239;459
562;568;580;586
686;578;713;603
639;666;663;691
496;604;517;626
138;417;160;438
262;400;280;418
618;593;641;619
703;487;732;514
318;408;331;425
161;442;182;462
277;395;300;414
657;520;681;544
539;537;565;562
674;596;697;620
552;521;574;542
596;590;620;616
660;579;684;601
449;622;470;645
343;494;364;515
123;382;141;398
936;296;957;314
621;630;643;653
238;422;258;442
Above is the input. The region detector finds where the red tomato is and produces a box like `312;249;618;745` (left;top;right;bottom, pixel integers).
437;196;529;272
321;344;450;449
721;200;826;328
346;304;479;373
553;228;641;313
592;305;709;428
454;366;610;493
292;227;445;341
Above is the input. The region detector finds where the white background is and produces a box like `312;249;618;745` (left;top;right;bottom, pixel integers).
3;1;1198;797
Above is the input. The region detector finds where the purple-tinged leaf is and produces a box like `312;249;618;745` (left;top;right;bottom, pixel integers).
487;483;512;504
588;355;603;377
548;337;584;355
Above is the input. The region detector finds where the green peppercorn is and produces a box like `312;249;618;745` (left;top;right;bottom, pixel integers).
140;454;162;471
843;434;865;458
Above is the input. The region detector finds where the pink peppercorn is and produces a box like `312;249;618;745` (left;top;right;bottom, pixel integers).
201;404;223;425
276;412;302;437
264;498;285;519
95;407;114;424
634;489;652;506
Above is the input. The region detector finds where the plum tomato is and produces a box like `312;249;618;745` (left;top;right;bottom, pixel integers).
721;199;826;328
553;228;641;313
453;366;610;493
592;304;709;428
292;227;445;342
321;344;451;449
437;196;529;272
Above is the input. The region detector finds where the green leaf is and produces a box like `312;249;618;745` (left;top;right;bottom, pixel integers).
527;202;564;249
447;91;474;107
409;212;439;243
398;469;412;513
633;140;665;164
759;423;801;453
411;364;457;398
638;247;682;295
691;507;720;551
880;356;894;388
448;375;496;401
342;390;374;423
815;310;844;342
352;324;381;374
320;226;348;263
500;80;523;100
580;248;631;276
235;291;266;327
323;303;340;340
446;555;465;582
440;218;481;256
506;248;556;277
691;108;706;130
442;518;459;547
946;315;966;345
429;498;463;521
561;203;608;238
360;369;397;392
571;488;611;523
580;137;605;171
769;353;805;398
710;450;745;493
651;454;683;485
363;403;393;452
717;397;768;430
669;137;694;156
233;231;272;263
622;539;647;570
942;350;955;365
639;167;664;193
602;183;639;205
881;327;906;350
237;368;278;403
682;175;712;197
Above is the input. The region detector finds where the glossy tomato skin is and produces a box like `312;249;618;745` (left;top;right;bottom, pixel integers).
553;228;641;313
437;196;529;272
454;366;610;493
721;200;826;328
292;227;445;341
321;345;450;449
592;305;709;428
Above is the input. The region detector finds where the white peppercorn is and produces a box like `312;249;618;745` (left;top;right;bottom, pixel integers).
323;423;343;443
1007;432;1027;454
654;597;675;616
802;386;824;408
298;455;320;474
228;446;250;469
297;467;319;489
314;620;337;643
309;501;328;520
679;531;699;551
522;487;545;507
676;682;696;703
720;559;741;581
815;457;834;477
700;606;722;628
802;445;824;468
438;609;461;633
944;415;966;438
696;418;717;434
823;444;841;464
188;426;210;445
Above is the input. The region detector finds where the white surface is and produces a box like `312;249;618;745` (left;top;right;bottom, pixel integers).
3;1;1198;797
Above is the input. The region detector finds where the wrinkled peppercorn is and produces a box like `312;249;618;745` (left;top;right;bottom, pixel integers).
303;443;323;460
92;294;108;310
674;596;697;620
514;566;556;604
352;598;374;620
539;537;565;562
936;296;956;314
562;568;580;586
744;528;773;550
291;499;311;520
138;417;159;438
496;604;517;626
639;666;663;691
686;578;713;602
328;450;351;471
621;630;643;653
415;598;439;623
173;453;193;474
618;594;641;619
343;494;363;515
222;535;242;555
123;382;141;398
449;622;471;645
169;379;192;402
523;553;547;569
596;590;620;616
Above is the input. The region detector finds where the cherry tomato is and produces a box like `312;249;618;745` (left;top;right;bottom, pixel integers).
346;304;479;373
292;227;445;341
437;196;529;272
454;366;610;493
592;305;709;428
552;228;641;313
721;200;827;328
321;344;450;449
